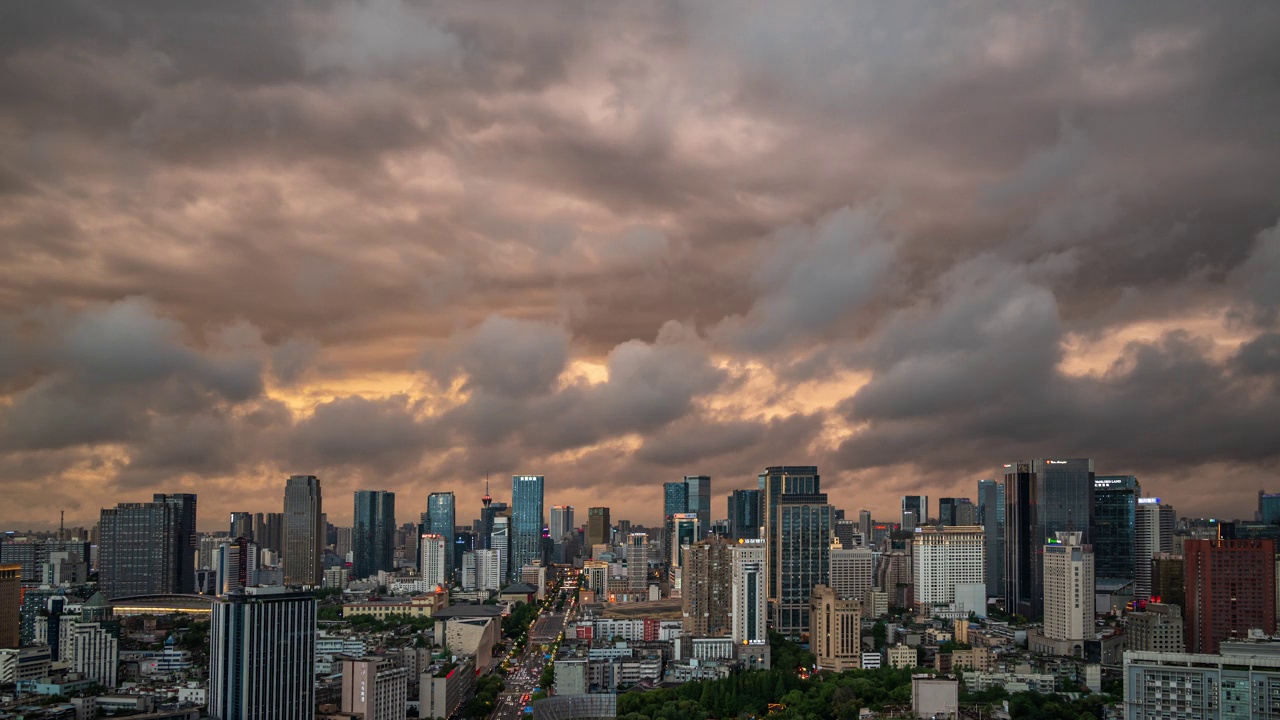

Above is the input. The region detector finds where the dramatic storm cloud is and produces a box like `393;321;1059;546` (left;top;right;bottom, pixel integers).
2;1;1279;529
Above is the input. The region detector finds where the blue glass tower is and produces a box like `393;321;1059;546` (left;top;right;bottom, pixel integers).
352;490;395;579
510;475;545;580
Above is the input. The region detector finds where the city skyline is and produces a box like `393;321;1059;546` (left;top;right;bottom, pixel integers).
3;3;1280;531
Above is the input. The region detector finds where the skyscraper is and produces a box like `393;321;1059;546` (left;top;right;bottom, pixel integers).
913;525;986;608
510;476;545;579
1034;531;1094;658
938;498;969;526
829;547;874;602
681;538;733;637
1260;491;1280;525
425;492;456;574
663;482;689;521
901;496;928;530
977;479;1005;600
1135;499;1175;599
549;505;574;541
283;475;323;587
98;493;198;598
684;475;712;537
230;512;254;541
1184;539;1276;654
353;490;396;579
858;510;872;540
1092;475;1138;590
759;465;824;636
731;540;767;644
209;587;316;720
669;513;700;569
0;564;18;648
1004;458;1095;619
215;538;260;596
586;507;610;548
728;489;761;541
627;533;651;594
419;534;447;587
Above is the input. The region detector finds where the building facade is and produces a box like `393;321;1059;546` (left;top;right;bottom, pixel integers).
728;489;761;541
353;491;396;579
510;475;545;579
978;479;1005;600
901;496;928;531
773;495;833;636
1127;602;1185;653
549;505;574;541
1185;538;1277;654
811;585;862;672
1125;645;1280;720
682;538;732;637
1134;499;1175;599
283;475;323;586
731;540;767;644
420;534;448;588
425;492;456;574
586;507;611;548
830;547;874;602
1093;475;1138;587
1039;531;1094;658
340;657;409;720
209;587;316;720
1004;458;1095;619
0;565;17;648
913;525;985;608
98;494;198;598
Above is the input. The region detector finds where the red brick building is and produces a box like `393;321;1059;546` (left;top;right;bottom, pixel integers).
1184;538;1276;654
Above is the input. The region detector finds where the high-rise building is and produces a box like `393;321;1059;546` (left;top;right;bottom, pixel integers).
1092;476;1138;588
215;538;260;596
1260;491;1280;525
663;482;689;523
1127;603;1185;653
912;526;985;607
833;519;860;549
1037;531;1094;658
353;491;396;579
1151;552;1185;609
668;513;700;570
682;538;733;637
627;533;651;594
473;549;501;592
341;656;409;720
584;560;610;599
731;540;767;644
858;510;873;540
829;547;874;602
0;564;18;648
938;498;974;526
283;475;323;586
759;465;823;636
510;476;545;579
811;585;862;672
420;534;448;588
586;507;611;548
728;489;761;541
774;494;833;636
490;515;511;581
901;496;928;530
1004;458;1095;619
977;479;1005;600
1134;499;1175;599
209;587;316;720
255;513;283;554
478;497;508;552
98;493;198;598
1185;538;1277;654
684;475;712;537
549;505;574;541
230;512;254;541
425;492;456;574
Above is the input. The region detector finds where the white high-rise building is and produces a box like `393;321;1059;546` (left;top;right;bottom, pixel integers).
474;549;501;592
731;540;767;644
830;546;874;601
549;505;575;541
490;516;510;582
70;621;118;688
419;534;447;588
1134;500;1175;599
1043;532;1094;644
209;587;316;720
912;525;985;606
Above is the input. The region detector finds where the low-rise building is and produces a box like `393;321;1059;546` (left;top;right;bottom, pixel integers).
343;590;447;620
888;644;917;669
1124;644;1280;719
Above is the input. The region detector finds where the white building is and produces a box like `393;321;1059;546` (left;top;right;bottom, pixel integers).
912;526;985;607
71;621;119;687
419;534;447;588
1134;500;1175;599
1041;531;1094;655
731;540;767;644
830;546;874;601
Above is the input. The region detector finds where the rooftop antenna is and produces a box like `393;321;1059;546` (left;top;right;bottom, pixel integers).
482;475;492;509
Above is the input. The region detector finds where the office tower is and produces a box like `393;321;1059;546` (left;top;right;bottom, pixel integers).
0;539;91;583
586;507;611;548
759;466;822;634
684;475;712;537
549;505;574;541
215;538;260;595
473;549;501;592
1134;499;1176;599
490;515;510;581
811;585;862;672
977;479;1005;600
425;492;456;573
1151;553;1185;609
98;493;198;598
1004;458;1095;619
1127;603;1185;653
253;514;267;548
829;547;874;601
1260;491;1280;525
669;513;700;569
728;489;761;541
1042;532;1094;652
353;491;396;579
229;512;254;541
0;565;17;648
1092;475;1138;589
510;476;545;579
341;657;408;720
1184;538;1277;654
258;513;284;554
335;527;353;562
616;519;632;538
682;538;733;637
858;510;872;540
209;587;316;720
953;499;977;526
663;482;689;523
913;526;985;607
283;475;323;586
775;494;833;636
627;533;651;594
901;496;928;530
420;534;447;587
478;499;508;551
938;498;970;526
731;540;767;644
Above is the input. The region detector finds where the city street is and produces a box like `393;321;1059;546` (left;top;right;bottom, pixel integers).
489;581;575;720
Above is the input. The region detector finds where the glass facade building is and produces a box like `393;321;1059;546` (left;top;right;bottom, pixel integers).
510;475;545;579
684;475;712;537
98;493;197;599
1093;475;1139;586
1004;458;1095;619
425;492;456;574
283;475;323;587
978;479;1005;600
901;496;928;530
352;490;396;579
728;489;761;540
774;495;833;636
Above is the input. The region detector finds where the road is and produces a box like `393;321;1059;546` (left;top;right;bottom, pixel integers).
489;580;577;720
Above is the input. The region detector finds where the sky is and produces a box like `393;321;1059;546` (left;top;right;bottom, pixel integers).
2;1;1280;532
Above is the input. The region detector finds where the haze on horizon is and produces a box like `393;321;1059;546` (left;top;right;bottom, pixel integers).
2;1;1279;531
